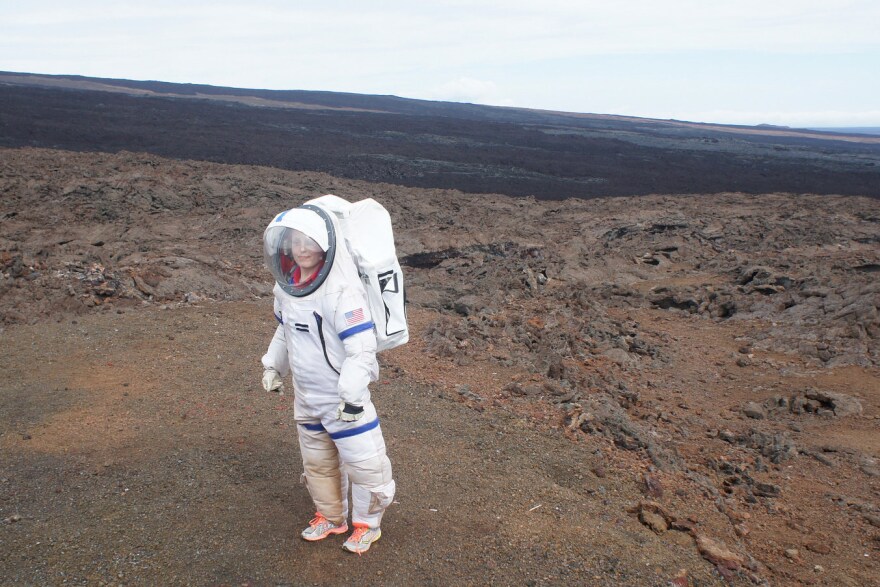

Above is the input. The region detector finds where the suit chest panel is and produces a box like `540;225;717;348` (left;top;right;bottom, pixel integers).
279;296;343;377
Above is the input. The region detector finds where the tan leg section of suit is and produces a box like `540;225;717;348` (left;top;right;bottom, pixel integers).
298;425;349;525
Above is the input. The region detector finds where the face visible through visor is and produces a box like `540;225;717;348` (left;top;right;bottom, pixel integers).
264;224;333;297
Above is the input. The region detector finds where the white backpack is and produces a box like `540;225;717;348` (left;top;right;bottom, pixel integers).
306;194;409;351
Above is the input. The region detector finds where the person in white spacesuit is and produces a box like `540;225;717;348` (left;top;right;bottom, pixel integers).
260;203;395;554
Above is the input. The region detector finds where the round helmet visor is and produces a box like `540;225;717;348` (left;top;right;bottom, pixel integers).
264;226;332;296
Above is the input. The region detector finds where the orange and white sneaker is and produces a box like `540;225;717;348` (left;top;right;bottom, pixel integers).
301;513;348;541
342;523;382;554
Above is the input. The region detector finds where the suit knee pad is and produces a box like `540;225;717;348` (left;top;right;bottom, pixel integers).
345;454;395;526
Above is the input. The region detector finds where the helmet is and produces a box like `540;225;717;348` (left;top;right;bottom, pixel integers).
264;205;336;297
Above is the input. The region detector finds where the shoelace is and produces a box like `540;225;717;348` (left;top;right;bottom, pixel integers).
309;513;330;528
348;526;371;553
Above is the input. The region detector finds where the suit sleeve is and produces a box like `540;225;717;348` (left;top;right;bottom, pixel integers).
261;295;290;376
332;287;379;406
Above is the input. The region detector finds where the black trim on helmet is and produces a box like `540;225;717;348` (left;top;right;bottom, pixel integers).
276;204;336;298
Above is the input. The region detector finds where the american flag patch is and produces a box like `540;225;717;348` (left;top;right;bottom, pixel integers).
344;308;365;326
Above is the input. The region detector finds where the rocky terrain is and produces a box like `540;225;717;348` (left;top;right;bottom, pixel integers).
1;147;879;586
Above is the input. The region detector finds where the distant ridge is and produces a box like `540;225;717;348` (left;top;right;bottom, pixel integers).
2;71;879;198
808;127;880;137
3;70;877;143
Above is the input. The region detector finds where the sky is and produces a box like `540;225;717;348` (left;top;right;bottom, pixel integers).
3;1;879;128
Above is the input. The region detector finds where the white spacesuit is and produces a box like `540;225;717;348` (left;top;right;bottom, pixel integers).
260;202;395;553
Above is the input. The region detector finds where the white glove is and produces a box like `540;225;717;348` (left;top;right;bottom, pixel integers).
337;401;365;422
262;369;284;394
